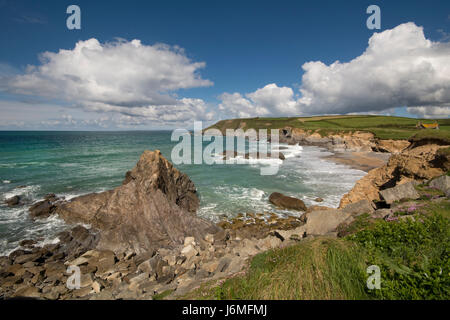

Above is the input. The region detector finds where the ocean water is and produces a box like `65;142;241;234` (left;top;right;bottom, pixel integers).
0;131;366;255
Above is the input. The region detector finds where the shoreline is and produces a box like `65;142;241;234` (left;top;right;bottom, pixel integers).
322;150;391;173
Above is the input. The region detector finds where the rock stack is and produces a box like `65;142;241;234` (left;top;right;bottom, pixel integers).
56;150;220;254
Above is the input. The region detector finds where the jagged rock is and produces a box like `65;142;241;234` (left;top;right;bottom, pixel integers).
184;237;196;247
340;144;449;208
372;139;410;153
137;260;152;274
80;273;94;288
201;261;220;273
56;150;220;253
181;244;198;260
5;195;20;207
29;200;57;219
19;239;37;248
204;234;214;244
12;286;41;298
14;253;42;264
429;175;450;193
92;281;102;293
379;182;420;204
269;192;307;211
314;197;324;203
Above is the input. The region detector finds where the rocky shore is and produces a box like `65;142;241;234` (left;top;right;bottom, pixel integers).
1;131;449;300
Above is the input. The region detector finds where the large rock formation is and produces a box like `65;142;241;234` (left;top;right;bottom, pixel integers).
280;127;410;153
56;150;219;254
339;143;450;208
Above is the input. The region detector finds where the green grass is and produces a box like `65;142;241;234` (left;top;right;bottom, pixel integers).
348;207;450;299
409;130;450;145
152;289;174;300
437;147;450;157
206;115;450;141
184;237;371;300
184;200;450;300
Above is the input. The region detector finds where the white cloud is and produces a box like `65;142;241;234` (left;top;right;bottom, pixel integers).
298;23;450;114
406;106;450;118
2;38;214;125
83;97;214;123
219;23;450;119
218;84;302;118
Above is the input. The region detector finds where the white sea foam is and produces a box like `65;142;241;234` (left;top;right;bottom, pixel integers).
2;185;40;200
2;180;11;184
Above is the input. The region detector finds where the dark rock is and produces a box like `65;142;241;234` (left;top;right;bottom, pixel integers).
57;231;72;244
29;200;57;219
56;150;220;253
9;249;30;262
5;195;21;207
134;251;155;266
269;192;307;211
14;253;42;264
0;256;11;269
19;239;37;248
149;255;169;280
44;193;58;202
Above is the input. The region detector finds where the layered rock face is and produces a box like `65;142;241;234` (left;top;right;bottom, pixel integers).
280;127;410;153
56;150;219;254
339;143;450;208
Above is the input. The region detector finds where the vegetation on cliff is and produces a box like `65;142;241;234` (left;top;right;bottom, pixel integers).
206;115;450;140
183;197;450;300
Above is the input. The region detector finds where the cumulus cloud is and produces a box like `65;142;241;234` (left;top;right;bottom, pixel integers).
219;23;450;119
2;38;214;124
406;106;450;118
218;84;302;118
299;22;450;115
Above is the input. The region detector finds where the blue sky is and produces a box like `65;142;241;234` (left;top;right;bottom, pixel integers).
0;0;449;130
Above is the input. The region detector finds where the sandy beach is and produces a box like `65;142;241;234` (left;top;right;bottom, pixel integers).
323;151;391;172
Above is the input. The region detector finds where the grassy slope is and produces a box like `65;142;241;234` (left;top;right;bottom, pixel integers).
206;115;450;140
184;197;450;300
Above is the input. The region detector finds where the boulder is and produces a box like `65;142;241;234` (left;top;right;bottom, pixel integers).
181;244;198;260
5;195;20;207
304;209;352;236
56;150;220;253
341;200;375;215
269;192;307;211
340;144;449;208
379;182;420;204
429;175;450;193
29;200;57;219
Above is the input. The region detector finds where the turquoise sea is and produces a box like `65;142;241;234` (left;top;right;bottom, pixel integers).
0;131;366;255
